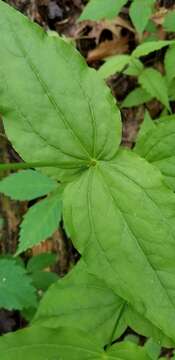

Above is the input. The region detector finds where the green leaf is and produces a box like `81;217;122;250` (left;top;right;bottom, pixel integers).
134;116;175;191
129;0;154;34
145;19;157;34
17;191;62;254
0;326;152;360
123;334;140;345
98;55;131;79
132;40;173;58
0;0;121;182
126;305;172;348
27;252;57;272
0;259;37;310
138;68;170;110
64;149;175;344
144;338;161;360
164;11;175;32
34;259;127;346
0;326;104;360
165;46;175;83
34;259;171;347
124;58;144;76
79;0;128;21
0;170;58;200
31;271;58;291
155;114;175;123
0;254;25;268
34;260;172;347
121;87;153;108
136;111;156;143
22;307;37;322
98;56;143;79
107;341;151;360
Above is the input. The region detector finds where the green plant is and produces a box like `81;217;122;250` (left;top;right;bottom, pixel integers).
79;0;128;21
134;112;175;191
0;326;152;360
0;253;58;317
0;258;37;311
79;0;156;34
1;1;175;358
98;40;175;109
0;170;62;253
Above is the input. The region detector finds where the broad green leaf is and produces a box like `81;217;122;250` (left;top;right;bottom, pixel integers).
0;326;104;360
79;0;128;21
165;46;175;83
34;259;172;347
138;68;170;110
136;111;156;143
64;149;175;344
27;252;57;272
108;341;151;360
0;1;121;181
0;325;152;360
98;55;131;79
164;11;175;32
129;0;154;34
132;40;173;58
0;259;37;310
134;116;175;191
34;260;127;346
17;191;62;254
0;170;58;200
121;87;153;108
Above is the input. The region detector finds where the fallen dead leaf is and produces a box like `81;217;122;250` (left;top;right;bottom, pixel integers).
87;37;128;62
